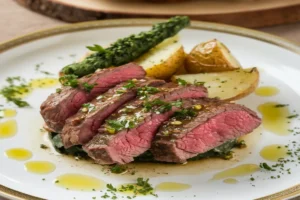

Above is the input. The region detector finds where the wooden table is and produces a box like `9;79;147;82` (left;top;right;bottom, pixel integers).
0;1;299;200
1;0;300;44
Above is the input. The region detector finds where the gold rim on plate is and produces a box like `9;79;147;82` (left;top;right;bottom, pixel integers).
0;19;299;200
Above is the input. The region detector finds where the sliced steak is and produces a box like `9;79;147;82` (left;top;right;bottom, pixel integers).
40;63;146;132
151;99;261;163
83;84;208;165
61;78;165;148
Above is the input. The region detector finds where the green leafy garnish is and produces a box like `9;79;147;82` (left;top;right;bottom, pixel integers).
287;114;299;119
194;81;205;86
110;165;127;174
82;82;96;92
124;80;136;89
86;44;105;53
40;144;48;149
176;78;188;86
81;103;96;113
56;88;62;93
0;76;30;107
59;75;79;88
173;108;197;120
106;183;117;192
105;118;137;134
260;162;275;171
274;104;289;108
144;99;182;113
137;86;159;98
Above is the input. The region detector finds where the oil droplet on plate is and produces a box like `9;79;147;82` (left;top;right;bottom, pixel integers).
155;182;191;192
5;148;32;161
255;86;279;97
55;174;105;191
25;161;56;174
223;178;238;184
3;109;17;118
30;78;59;88
212;164;259;180
258;102;290;136
0;120;17;139
260;144;287;162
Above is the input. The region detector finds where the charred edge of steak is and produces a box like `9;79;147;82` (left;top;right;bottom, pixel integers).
83;85;208;165
61;78;165;148
151;100;261;163
40;63;146;132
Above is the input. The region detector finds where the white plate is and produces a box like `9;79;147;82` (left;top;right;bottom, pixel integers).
0;19;299;200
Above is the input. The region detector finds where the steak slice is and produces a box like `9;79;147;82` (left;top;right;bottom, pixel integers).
151;99;261;163
83;83;208;165
40;63;146;132
61;78;165;148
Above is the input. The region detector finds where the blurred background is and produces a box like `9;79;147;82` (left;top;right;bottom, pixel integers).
0;0;299;43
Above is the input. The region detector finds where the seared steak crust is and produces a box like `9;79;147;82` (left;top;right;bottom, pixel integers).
61;78;165;148
40;63;146;132
83;84;208;164
151;99;261;163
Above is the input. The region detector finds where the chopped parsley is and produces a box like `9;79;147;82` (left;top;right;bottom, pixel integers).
287;114;299;119
110;165;127;174
56;88;62;93
105;118;137;134
81;103;96;113
137;86;159;98
259;162;275;171
107;184;117;192
176;78;188;86
35;63;54;75
124;80;136;89
82;82;96;92
194;81;205;86
144;99;182;113
0;76;30;107
173;108;197;120
40;144;48;149
117;177;157;198
59;75;79;88
274;104;289;108
235;140;247;148
136;178;155;195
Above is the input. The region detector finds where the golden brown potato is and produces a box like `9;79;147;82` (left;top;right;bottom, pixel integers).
185;39;241;73
172;67;259;101
135;35;186;80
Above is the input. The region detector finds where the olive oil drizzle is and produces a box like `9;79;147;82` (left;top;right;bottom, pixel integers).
2;109;17;118
5;148;32;161
54;174;106;191
255;86;279;97
223;178;238;184
258;102;291;136
212;164;259;180
155;182;191;192
0;119;17;139
24;161;56;174
260;144;288;162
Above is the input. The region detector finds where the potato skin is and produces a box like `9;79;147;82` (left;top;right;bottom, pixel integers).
185;39;240;73
146;46;186;79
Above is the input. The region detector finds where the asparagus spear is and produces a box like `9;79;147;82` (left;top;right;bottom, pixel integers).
62;16;190;77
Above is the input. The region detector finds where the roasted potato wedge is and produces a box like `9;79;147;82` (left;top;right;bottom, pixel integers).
135;35;185;79
185;39;241;73
174;64;188;75
172;67;259;101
